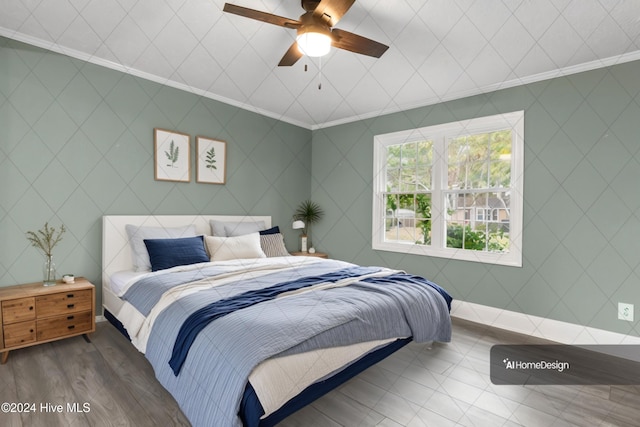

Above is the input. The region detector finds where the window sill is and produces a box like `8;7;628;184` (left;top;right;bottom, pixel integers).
372;241;522;267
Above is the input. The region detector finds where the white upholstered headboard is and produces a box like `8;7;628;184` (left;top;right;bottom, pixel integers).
101;215;271;312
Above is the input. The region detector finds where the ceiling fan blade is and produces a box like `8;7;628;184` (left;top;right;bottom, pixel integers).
223;3;300;29
278;42;303;66
331;28;388;58
313;0;355;27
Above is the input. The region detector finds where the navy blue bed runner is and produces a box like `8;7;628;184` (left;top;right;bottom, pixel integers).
168;266;381;375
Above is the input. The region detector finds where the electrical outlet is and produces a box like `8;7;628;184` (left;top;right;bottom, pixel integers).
618;303;634;322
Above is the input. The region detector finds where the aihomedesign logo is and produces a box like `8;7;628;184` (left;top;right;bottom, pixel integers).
502;357;570;373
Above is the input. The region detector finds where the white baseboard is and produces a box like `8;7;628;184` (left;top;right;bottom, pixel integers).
451;300;640;345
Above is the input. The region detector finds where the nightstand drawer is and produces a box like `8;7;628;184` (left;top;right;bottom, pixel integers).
36;289;92;317
37;311;92;341
2;297;36;324
4;321;36;347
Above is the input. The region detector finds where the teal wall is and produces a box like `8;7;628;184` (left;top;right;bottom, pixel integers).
0;37;312;308
3;34;640;338
311;60;640;336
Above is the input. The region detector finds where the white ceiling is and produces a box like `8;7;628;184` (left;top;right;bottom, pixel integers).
2;0;640;129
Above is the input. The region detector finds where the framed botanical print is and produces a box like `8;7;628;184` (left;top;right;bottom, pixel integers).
196;136;227;184
154;128;190;182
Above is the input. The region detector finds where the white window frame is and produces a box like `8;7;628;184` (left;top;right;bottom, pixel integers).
372;111;524;267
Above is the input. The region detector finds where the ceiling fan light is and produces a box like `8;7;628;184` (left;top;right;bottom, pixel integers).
296;32;331;57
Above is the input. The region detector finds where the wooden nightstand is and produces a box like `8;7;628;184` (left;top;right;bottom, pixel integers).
0;278;95;364
290;251;328;259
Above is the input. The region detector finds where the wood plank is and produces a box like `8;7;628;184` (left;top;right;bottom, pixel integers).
90;322;190;425
0;350;22;427
50;332;154;427
12;343;88;427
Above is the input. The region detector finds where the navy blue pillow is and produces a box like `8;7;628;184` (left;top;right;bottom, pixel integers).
144;235;209;272
259;226;280;235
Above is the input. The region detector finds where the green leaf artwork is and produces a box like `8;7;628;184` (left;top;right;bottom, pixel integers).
206;147;217;170
165;140;179;167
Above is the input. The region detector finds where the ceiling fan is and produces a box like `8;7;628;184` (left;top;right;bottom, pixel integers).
223;0;389;66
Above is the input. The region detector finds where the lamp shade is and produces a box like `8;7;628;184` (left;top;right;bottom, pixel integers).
292;220;305;230
296;32;331;57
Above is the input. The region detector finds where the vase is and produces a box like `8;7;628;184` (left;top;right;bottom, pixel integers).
43;255;57;286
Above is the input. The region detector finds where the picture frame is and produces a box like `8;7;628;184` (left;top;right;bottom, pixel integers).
196;136;227;184
154;128;190;182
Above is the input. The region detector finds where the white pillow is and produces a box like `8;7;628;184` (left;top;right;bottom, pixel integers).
125;224;197;271
210;220;265;237
205;232;266;261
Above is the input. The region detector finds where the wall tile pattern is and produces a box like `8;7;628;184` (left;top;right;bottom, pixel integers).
0;37;312;308
311;60;640;337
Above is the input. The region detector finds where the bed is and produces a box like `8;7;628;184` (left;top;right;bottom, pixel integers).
102;215;452;427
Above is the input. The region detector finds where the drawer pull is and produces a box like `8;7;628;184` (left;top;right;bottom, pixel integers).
67;325;75;330
67;315;74;320
67;304;75;309
29;306;34;310
67;294;75;298
30;329;34;333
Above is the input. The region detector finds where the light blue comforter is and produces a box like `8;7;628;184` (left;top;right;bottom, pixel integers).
128;259;451;426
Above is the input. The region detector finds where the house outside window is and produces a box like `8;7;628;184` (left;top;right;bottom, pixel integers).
372;111;524;267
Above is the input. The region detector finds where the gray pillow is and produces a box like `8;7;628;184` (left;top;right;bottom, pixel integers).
125;224;197;271
260;233;290;257
209;220;265;237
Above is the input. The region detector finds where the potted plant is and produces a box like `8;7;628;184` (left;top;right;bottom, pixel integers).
293;200;324;251
26;222;66;286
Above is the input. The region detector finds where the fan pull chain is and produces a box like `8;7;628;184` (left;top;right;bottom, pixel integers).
318;56;322;90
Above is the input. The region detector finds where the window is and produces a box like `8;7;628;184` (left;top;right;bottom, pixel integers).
373;111;523;267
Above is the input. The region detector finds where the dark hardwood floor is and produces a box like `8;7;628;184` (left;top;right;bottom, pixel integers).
1;318;639;426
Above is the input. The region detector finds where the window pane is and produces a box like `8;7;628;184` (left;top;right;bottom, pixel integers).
400;143;417;192
387;144;401;168
448;138;466;190
416;140;433;191
467;133;489;162
448;132;513;190
400;168;416;192
415;194;431;245
489;130;512;187
384;193;431;246
386;168;400;191
446;193;481;250
417;140;433;165
385;194;415;243
385;193;399;241
445;191;510;252
468;161;488;188
401;142;417;168
487;191;510;252
417;165;430;190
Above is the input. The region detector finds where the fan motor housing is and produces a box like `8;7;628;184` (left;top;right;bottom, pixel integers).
297;12;332;38
301;0;321;12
